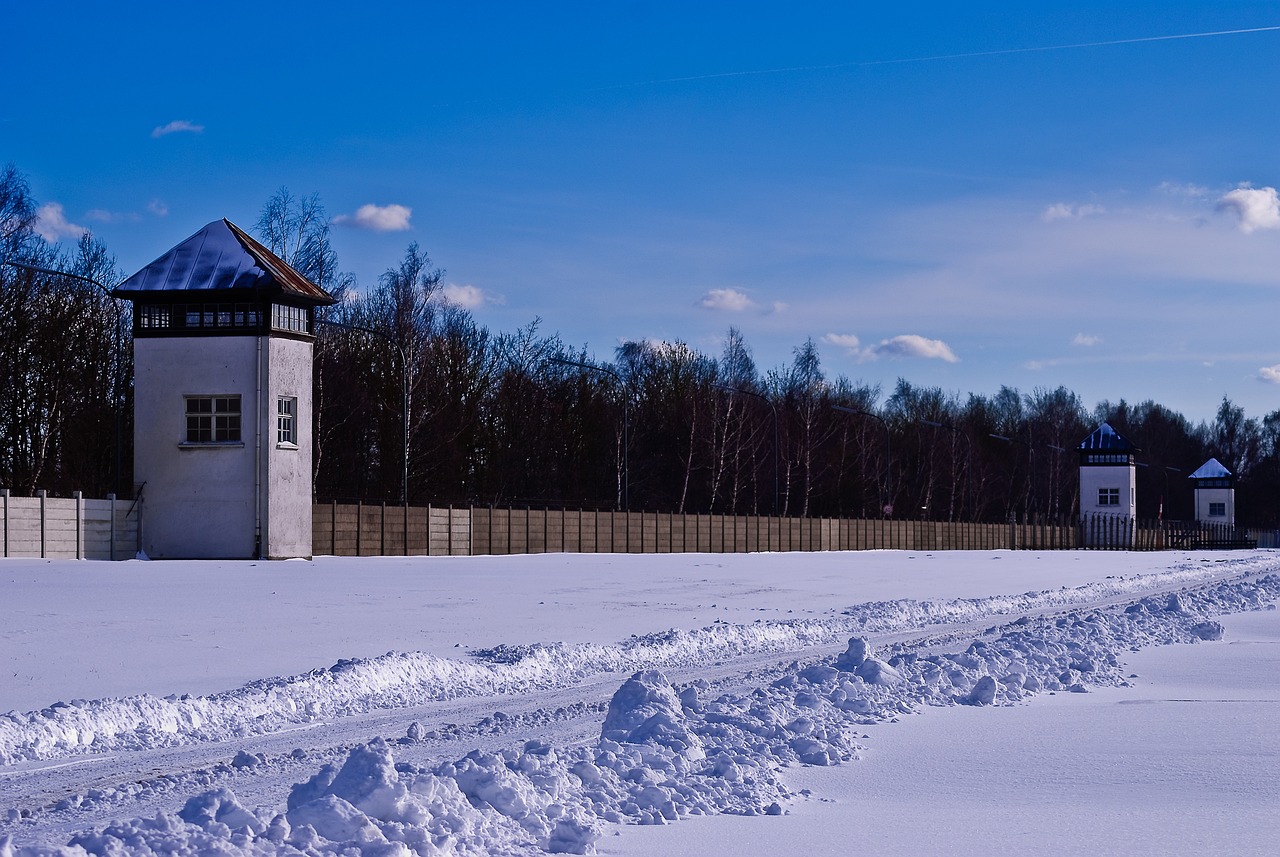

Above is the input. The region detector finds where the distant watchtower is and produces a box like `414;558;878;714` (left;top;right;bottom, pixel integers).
1189;458;1235;526
113;219;335;559
1078;422;1137;520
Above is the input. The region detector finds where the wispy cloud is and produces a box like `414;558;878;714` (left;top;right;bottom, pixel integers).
147;199;169;217
1158;181;1209;199
822;332;861;354
1218;185;1280;233
438;283;498;309
33;203;87;242
823;331;958;363
151;120;204;138
1258;365;1280;384
866;334;959;363
334;203;413;231
1041;202;1105;222
1072;333;1102;346
698;287;754;311
86;209;140;224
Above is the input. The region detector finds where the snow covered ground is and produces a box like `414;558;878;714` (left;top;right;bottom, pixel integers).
2;549;1277;855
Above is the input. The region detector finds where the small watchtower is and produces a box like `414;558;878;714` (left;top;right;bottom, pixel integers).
1189;458;1235;526
113;219;335;559
1078;422;1137;519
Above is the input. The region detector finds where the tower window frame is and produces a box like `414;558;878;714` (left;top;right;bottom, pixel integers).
277;396;298;447
184;395;242;444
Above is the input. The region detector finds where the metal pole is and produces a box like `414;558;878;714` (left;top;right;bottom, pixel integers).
549;357;629;511
833;405;893;516
316;319;409;505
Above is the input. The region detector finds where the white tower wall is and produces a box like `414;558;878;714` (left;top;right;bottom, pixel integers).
134;336;258;558
1079;464;1136;518
1193;487;1235;525
133;334;315;559
263;336;315;558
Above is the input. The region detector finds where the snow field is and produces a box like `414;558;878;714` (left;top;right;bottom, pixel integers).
0;558;1260;768
3;561;1277;856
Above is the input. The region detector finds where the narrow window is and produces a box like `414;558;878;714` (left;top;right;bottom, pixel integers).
1098;488;1120;507
277;396;297;445
185;396;241;443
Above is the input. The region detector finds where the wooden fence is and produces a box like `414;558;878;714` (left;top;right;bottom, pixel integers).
3;495;1261;560
312;502;471;557
315;504;1258;557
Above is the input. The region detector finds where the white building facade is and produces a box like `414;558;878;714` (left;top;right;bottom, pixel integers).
115;219;334;559
1078;422;1137;547
1189;458;1235;526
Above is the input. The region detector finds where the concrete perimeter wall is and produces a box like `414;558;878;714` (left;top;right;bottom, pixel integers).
1;491;140;560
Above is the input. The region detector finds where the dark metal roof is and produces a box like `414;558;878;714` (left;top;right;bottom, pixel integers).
113;218;335;305
1189;458;1232;479
1078;422;1137;452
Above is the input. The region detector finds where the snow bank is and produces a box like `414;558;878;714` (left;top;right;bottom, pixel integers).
1;557;1265;768
6;569;1278;856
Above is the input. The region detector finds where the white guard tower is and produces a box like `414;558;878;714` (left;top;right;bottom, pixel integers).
1078;423;1137;546
114;219;335;559
1189;458;1235;526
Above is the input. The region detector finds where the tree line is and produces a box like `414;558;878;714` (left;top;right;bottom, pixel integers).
5;167;1280;526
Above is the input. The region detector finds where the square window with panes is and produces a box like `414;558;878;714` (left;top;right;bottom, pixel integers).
1209;501;1226;517
185;396;241;443
277;396;297;445
1098;488;1120;506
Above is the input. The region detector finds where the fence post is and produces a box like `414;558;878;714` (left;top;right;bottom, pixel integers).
37;490;47;559
74;491;83;559
106;493;116;561
2;488;8;558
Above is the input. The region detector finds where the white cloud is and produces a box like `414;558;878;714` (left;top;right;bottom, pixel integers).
86;209;140;224
1258;365;1280;384
151;120;204;138
1158;181;1209;199
1041;202;1105;222
1072;333;1101;347
698;288;754;312
335;203;413;232
147;199;170;217
771;301;788;313
865;334;959;363
439;283;495;309
821;332;861;354
1218;185;1280;233
33;203;87;242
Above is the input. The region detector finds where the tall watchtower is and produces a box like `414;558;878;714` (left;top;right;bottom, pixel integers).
113;219;335;559
1078;422;1137;519
1189;458;1235;526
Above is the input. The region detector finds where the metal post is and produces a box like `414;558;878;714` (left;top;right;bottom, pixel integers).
549;358;629;511
316;319;409;507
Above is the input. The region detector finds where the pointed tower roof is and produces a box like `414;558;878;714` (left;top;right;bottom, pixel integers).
1078;422;1137;452
113;219;335;305
1189;458;1232;479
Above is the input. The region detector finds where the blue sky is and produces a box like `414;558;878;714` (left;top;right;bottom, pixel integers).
7;2;1280;422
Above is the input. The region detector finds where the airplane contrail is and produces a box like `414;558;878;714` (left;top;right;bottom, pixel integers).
605;25;1280;89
